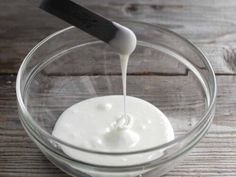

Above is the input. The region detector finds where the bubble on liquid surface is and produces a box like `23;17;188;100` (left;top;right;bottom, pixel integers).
102;128;140;149
115;114;134;129
90;137;103;148
147;119;152;124
141;125;147;130
97;103;112;111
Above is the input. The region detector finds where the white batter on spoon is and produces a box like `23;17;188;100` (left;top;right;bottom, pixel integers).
52;23;174;169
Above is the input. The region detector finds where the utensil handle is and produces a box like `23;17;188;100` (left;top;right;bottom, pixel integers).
40;0;118;43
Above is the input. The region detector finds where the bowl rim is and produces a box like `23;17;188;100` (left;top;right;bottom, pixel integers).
16;20;217;156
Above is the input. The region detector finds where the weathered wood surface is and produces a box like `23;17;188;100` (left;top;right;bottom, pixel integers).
1;0;236;177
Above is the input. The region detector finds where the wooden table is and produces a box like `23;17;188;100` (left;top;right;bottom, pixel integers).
1;0;236;176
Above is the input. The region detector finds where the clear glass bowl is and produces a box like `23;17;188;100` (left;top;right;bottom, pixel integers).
16;21;216;177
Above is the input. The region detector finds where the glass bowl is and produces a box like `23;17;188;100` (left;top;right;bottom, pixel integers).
16;21;216;177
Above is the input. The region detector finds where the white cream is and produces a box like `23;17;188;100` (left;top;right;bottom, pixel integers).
53;96;174;177
53;95;174;157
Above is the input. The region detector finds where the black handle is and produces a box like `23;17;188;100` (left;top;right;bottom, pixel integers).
40;0;118;43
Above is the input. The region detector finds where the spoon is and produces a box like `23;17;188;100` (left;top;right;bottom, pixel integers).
39;0;136;55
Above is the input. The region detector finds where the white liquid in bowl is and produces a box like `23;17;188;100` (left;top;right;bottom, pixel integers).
53;95;174;155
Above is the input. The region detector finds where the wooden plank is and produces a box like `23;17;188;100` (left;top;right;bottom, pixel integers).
1;74;236;176
1;0;236;74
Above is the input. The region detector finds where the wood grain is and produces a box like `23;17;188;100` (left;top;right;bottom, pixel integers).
1;0;236;177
